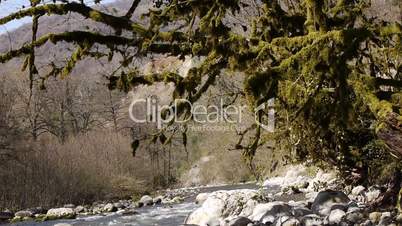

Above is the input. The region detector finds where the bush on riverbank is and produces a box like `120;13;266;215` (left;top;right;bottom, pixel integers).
0;131;152;211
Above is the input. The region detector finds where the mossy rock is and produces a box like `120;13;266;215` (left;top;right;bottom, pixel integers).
41;213;76;222
10;216;22;223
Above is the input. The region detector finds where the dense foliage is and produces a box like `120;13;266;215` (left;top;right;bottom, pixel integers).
0;0;401;205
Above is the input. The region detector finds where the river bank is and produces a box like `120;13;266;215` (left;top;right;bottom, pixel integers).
1;166;401;226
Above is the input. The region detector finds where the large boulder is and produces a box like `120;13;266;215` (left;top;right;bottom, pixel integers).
196;193;209;205
249;201;292;224
14;210;33;218
46;208;75;219
185;189;264;226
311;190;350;215
138;195;154;206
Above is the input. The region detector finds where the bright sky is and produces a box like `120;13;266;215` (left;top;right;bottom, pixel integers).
0;0;117;34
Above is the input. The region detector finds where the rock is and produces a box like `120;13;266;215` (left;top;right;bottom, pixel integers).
396;213;402;222
121;209;139;216
365;186;381;202
169;196;184;204
139;195;153;206
345;211;364;223
54;224;73;226
153;196;163;205
300;214;323;226
15;210;33;218
103;203;117;212
328;209;346;224
306;170;337;192
63;204;75;209
311;190;350;215
369;212;382;223
46;208;76;219
113;202;125;209
74;205;85;213
274;216;300;226
25;207;46;215
351;186;365;196
293;207;313;217
361;220;374;226
330;203;348;212
196;193;209;204
346;206;362;214
378;212;392;225
10;216;23;223
92;204;104;214
263;165;311;190
228;216;252;226
0;211;14;221
249;201;292;224
186;190;262;226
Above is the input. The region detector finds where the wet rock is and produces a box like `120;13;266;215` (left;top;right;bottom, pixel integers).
54;223;73;226
167;196;184;204
74;205;85;213
46;208;76;219
311;190;350;215
103;203;117;212
227;216;252;226
196;193;209;204
328;209;346;224
0;211;13;221
15;210;33;218
121;209;139;216
139;195;154;206
300;214;323;226
186;190;261;226
249;201;292;224
153;196;163;205
10;216;23;223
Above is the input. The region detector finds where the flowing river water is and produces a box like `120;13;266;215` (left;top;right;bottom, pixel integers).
5;183;267;226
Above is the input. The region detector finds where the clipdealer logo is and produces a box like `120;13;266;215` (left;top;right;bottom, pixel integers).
129;97;275;132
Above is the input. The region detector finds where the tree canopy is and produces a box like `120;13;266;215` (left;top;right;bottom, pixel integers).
0;0;401;188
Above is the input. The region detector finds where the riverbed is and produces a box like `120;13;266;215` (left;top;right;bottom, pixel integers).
5;183;263;226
